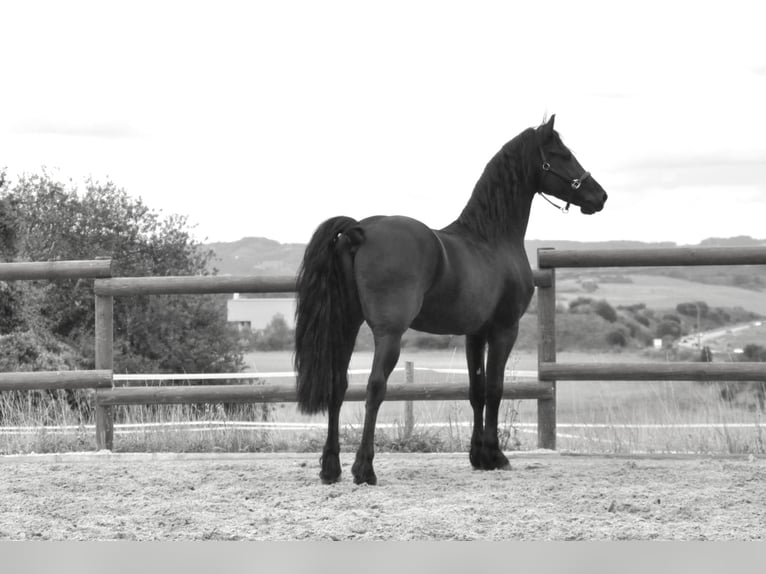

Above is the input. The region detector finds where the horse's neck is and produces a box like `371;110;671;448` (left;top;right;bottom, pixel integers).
450;133;539;243
452;177;536;245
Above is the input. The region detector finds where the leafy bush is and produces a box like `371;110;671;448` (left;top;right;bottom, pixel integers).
605;328;628;347
0;171;244;389
656;320;682;339
568;297;594;312
594;300;617;323
633;314;651;327
676;301;709;317
0;330;81;372
742;344;766;362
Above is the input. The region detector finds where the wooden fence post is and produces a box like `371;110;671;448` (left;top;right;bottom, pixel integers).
537;249;557;450
94;293;114;450
404;361;415;439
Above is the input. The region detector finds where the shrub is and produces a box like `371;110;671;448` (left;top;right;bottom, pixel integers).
618;303;646;312
676;301;709;317
605;328;627;347
743;344;766;362
656;320;681;339
594;300;617;323
568;297;594;312
634;314;651;327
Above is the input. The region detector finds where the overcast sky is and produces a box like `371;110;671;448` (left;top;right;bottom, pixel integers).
1;1;765;246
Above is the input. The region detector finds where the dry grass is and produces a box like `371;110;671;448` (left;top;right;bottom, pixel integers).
1;351;764;455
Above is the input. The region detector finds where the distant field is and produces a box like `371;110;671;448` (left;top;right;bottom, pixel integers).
711;322;766;350
557;273;766;315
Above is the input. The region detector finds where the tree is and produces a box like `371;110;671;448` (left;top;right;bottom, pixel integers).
655;320;682;339
0;171;243;375
252;314;294;351
676;301;709;318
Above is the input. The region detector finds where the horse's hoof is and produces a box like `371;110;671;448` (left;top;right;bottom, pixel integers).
319;454;342;484
320;471;342;484
353;473;377;486
480;450;511;471
351;460;377;485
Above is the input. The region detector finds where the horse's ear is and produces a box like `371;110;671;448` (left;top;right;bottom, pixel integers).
539;114;556;141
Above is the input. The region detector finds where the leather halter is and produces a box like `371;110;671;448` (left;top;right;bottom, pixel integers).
537;145;590;213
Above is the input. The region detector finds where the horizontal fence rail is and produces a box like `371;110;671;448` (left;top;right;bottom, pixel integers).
0;370;113;391
0;259;113;280
94;270;552;297
94;275;296;296
539;362;766;382
538;245;766;268
96;380;554;406
111;368;539;382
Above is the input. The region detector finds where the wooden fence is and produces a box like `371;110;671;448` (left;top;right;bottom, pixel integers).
92;271;553;449
4;248;766;453
535;245;766;449
0;260;113;393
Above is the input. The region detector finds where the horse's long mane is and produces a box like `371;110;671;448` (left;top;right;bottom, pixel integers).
449;127;538;241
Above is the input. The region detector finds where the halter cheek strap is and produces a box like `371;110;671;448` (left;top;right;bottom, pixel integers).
537;146;590;213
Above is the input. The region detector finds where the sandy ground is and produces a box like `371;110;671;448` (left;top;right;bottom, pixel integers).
0;452;764;541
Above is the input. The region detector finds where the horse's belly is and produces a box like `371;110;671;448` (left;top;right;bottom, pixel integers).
410;270;534;335
410;295;496;335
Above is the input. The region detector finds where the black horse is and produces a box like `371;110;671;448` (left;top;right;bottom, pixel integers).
295;115;607;485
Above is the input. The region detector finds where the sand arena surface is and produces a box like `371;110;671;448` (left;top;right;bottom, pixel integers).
0;452;764;540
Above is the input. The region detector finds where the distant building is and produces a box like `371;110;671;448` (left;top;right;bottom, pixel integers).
227;294;296;331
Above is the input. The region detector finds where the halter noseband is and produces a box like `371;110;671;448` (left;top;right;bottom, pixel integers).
537;145;590;213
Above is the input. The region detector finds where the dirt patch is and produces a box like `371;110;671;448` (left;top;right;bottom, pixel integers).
0;452;763;540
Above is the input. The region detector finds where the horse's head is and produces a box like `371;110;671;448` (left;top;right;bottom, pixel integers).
535;115;607;215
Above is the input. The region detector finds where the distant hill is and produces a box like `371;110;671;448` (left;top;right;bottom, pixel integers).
207;237;683;276
206;237;305;276
205;235;766;291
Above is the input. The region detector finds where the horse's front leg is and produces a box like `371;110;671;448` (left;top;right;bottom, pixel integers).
352;333;401;485
481;323;519;470
466;334;487;469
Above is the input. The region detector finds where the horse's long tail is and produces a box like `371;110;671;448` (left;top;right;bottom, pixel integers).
295;216;363;414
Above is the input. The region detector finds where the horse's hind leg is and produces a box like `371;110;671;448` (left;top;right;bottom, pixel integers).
320;386;346;484
466;334;487;469
320;320;362;484
352;331;402;485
